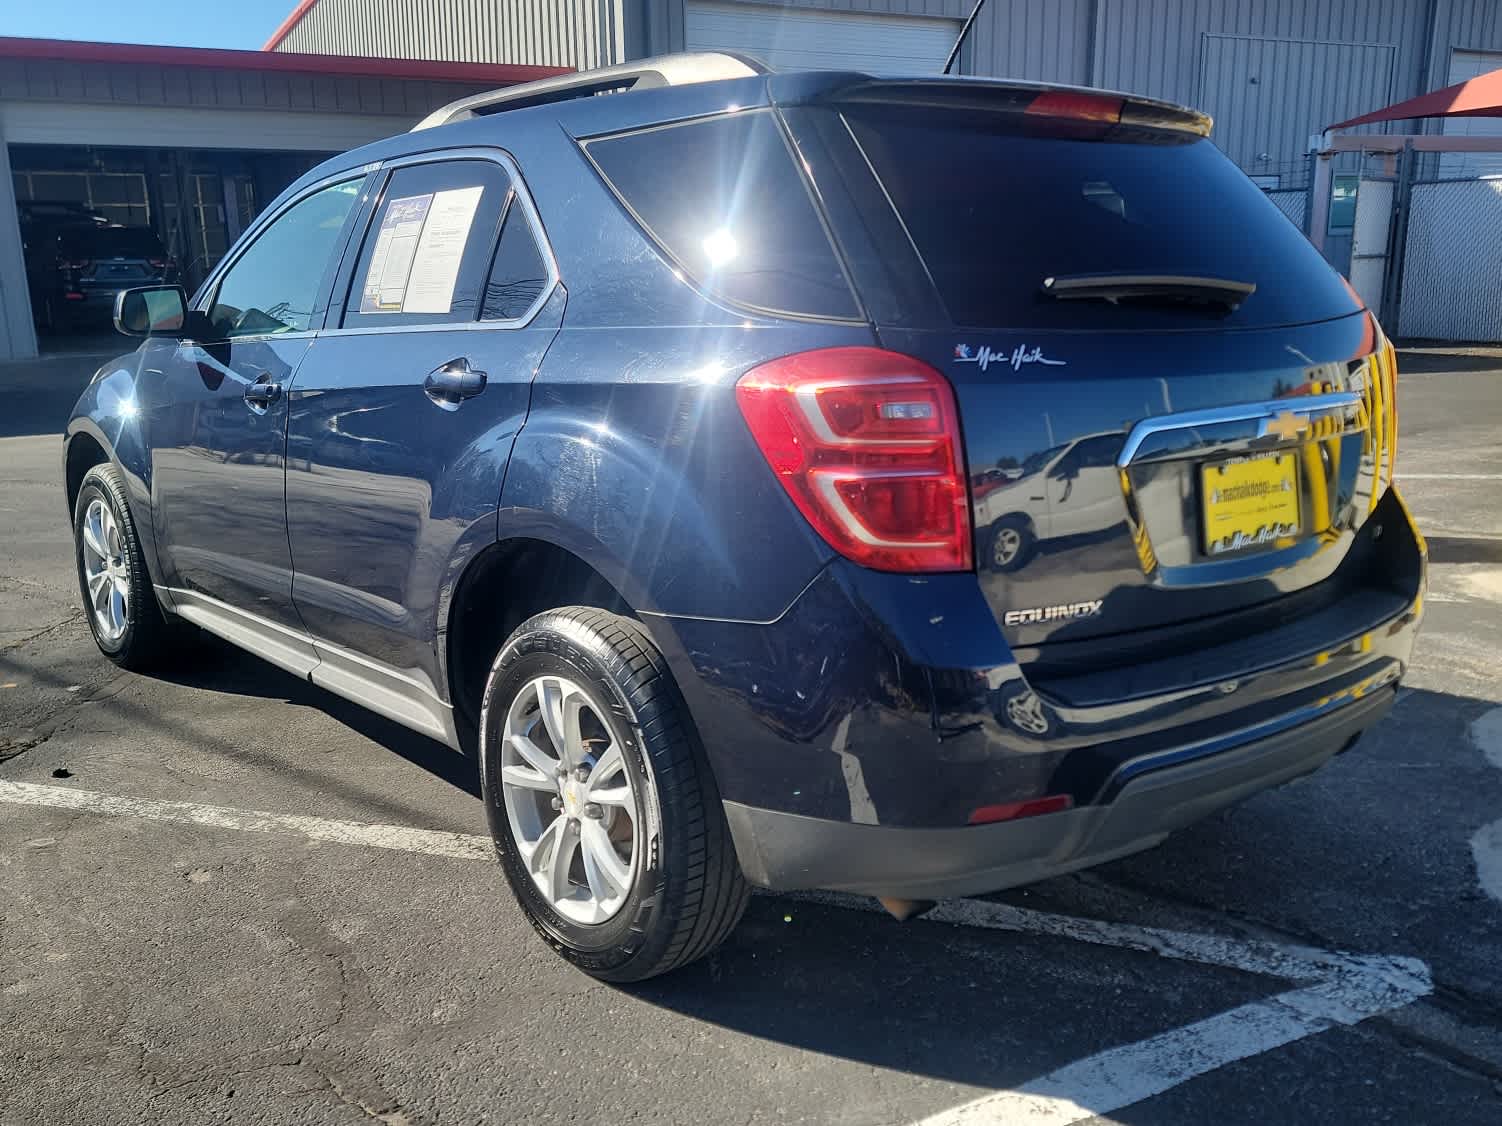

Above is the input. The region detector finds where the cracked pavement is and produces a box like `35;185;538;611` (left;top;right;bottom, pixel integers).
2;349;1502;1124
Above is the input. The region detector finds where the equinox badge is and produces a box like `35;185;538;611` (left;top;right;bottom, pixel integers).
1004;600;1104;626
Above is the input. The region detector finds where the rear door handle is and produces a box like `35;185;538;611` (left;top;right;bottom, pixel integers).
424;357;487;409
243;373;282;411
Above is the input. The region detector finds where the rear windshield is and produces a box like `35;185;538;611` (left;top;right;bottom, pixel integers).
843;104;1359;331
584;110;859;320
59;225;164;258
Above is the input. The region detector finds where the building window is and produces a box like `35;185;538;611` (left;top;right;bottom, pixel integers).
1328;175;1359;232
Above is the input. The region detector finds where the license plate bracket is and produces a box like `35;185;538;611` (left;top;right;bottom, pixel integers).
1200;451;1301;557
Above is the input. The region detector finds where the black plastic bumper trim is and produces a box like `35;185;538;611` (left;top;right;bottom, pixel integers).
723;686;1394;899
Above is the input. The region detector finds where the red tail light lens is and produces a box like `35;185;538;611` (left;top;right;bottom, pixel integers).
147;257;168;269
735;347;972;573
58;259;91;271
1025;92;1124;124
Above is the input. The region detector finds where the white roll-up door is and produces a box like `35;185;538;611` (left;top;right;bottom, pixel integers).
1441;50;1502;179
684;1;960;75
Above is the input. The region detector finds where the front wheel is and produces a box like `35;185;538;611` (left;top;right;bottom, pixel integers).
72;463;176;669
479;607;748;981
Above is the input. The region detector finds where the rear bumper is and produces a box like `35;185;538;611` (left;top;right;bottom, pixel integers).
725;685;1394;898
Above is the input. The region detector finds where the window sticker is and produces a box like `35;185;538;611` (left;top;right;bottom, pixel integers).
360;193;431;313
358;186;484;314
404;185;484;314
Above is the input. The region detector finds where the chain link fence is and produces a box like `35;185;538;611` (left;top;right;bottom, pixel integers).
1399;176;1502;342
1264;188;1308;231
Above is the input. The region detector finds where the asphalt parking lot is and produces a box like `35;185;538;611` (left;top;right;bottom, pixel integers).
3;346;1502;1125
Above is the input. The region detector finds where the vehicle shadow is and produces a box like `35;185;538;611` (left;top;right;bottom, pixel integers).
148;635;483;798
0;351;119;440
0;636;480;828
623;685;1502;1101
1395;346;1502;375
1427;534;1502;565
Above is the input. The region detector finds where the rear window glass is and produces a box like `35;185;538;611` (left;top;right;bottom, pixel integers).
585;110;859;320
59;226;164;258
844;104;1358;330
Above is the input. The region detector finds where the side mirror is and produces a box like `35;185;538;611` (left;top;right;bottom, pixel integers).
114;285;189;338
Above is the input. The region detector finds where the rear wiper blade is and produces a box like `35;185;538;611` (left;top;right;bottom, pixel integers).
1041;273;1256;310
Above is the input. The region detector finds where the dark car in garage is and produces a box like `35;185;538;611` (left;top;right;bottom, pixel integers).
24;217;176;334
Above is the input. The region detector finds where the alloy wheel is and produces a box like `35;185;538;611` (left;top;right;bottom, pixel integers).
81;498;130;643
993;526;1022;567
499;675;640;925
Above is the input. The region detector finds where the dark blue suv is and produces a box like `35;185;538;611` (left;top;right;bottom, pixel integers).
66;54;1424;980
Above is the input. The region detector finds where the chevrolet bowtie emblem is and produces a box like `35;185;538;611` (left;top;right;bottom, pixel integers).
1260;411;1310;441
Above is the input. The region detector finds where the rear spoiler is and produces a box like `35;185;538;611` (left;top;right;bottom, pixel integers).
818;78;1212;138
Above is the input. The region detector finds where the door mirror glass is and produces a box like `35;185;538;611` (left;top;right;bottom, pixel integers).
114;285;187;337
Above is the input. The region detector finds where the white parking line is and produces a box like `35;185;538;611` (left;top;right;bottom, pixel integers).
0;778;1433;1124
0;779;493;861
1399;473;1502;480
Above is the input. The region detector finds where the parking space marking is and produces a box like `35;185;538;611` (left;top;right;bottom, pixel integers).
1399;473;1502;480
0;780;493;861
796;894;1431;1124
1470;706;1502;906
0;779;1434;1123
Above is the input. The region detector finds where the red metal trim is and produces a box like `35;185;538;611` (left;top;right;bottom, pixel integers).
263;0;321;51
1328;67;1502;131
0;36;572;86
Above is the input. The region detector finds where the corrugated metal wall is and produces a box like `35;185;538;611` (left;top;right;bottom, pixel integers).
269;0;1502;180
965;0;1092;85
1195;34;1397;181
275;0;623;69
0;57;485;119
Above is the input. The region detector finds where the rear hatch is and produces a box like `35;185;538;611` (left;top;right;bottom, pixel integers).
62;225;169;288
825;83;1396;646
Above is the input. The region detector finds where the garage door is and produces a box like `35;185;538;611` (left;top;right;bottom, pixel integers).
685;1;960;74
1441;50;1502;178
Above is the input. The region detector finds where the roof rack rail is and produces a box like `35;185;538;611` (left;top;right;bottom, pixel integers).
411;51;771;131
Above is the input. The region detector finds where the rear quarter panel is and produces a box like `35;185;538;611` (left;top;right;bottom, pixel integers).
494;106;861;621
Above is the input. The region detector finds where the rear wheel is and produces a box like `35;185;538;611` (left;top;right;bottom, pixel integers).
479;607;748;981
72;463;176;669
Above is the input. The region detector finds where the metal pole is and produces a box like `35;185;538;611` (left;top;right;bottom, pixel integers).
1381;140;1418;331
943;0;990;76
1310;140;1334;252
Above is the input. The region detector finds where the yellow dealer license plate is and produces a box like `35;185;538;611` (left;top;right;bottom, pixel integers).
1201;452;1301;556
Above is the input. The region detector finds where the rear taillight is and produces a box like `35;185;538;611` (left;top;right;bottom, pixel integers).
735;347;972;573
147;257;168;269
58;258;91;271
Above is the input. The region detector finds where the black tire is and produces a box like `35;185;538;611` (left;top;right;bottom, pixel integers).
985;516;1036;573
72;463;176;670
479;607;749;982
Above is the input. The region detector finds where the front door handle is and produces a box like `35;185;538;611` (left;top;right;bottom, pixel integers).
424;357;487;409
243;373;282;411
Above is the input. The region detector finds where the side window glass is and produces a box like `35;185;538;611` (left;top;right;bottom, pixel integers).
481;197;551;321
1077;435;1122;469
341;160;510;328
585;110;859;319
208;179;361;340
1328;175;1359;233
